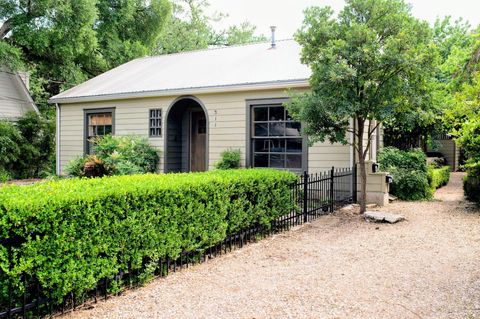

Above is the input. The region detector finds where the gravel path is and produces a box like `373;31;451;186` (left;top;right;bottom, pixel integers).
68;172;480;319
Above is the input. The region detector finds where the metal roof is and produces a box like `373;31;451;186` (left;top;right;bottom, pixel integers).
49;39;310;104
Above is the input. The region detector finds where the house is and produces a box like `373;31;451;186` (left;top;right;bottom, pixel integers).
49;39;383;181
0;67;39;120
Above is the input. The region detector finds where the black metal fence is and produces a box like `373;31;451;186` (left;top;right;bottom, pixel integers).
0;166;356;319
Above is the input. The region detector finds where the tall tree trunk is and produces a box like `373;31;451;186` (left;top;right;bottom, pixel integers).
357;117;367;215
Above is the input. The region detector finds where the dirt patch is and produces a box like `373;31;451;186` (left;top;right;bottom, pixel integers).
67;172;480;319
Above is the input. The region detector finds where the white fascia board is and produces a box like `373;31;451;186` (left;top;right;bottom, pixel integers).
48;79;310;104
12;72;39;114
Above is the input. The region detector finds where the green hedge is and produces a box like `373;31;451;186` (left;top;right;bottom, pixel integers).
428;165;450;191
464;161;480;203
0;169;296;305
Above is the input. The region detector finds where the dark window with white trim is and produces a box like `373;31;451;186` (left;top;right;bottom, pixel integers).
251;104;303;172
85;110;113;154
149;109;162;137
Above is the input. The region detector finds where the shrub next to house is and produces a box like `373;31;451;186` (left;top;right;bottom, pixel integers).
379;147;451;200
379;147;431;200
0;169;296;306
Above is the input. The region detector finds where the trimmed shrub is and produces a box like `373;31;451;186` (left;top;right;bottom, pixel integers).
379;147;431;200
215;149;241;170
0;169;296;306
428;165;450;191
464;161;480;203
65;135;159;177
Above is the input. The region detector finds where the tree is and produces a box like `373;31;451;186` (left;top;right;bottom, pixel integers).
442;29;480;133
287;0;436;214
383;17;473;151
156;0;265;54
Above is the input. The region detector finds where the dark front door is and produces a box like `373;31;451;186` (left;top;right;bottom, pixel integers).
190;111;207;172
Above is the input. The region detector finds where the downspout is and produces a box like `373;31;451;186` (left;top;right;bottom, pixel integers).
55;103;61;175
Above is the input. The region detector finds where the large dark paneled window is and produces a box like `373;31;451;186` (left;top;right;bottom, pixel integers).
85;109;114;154
250;103;303;172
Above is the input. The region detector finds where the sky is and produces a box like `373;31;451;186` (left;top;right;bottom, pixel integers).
207;0;480;39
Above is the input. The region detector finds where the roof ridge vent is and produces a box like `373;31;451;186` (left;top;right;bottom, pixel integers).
270;26;276;49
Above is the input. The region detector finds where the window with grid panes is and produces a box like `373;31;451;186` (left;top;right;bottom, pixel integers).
251;104;303;172
149;109;162;137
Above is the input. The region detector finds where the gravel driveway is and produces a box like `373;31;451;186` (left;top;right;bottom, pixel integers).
68;172;480;319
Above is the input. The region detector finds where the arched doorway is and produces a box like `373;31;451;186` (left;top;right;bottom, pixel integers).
165;97;208;173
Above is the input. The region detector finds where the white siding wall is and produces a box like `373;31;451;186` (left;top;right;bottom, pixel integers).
0;70;32;120
58;97;169;173
58;88;354;174
308;143;351;172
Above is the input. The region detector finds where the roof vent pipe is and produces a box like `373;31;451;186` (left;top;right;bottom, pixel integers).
270;26;276;49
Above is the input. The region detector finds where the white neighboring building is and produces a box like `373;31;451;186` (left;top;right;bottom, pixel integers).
0;67;39;120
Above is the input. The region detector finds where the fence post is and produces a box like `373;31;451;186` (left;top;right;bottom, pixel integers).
353;164;358;203
330;166;335;212
303;171;308;223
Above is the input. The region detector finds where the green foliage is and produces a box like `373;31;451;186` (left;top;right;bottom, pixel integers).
0;120;21;174
378;147;428;173
0;169;296;306
1;0;171;114
64;156;88;178
0;112;54;180
287;0;436;145
0;42;24;71
13;112;55;178
379;147;431;200
65;135;159;177
0;168;10;183
1;0;265;115
387;167;432;201
215;149;241;170
96;0;171;68
286;0;436;212
156;0;265;54
463;161;480;203
94;135;159;174
455;101;480;160
428;165;450;191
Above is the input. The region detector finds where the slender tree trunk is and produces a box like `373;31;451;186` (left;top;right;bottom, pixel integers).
357;117;367;215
